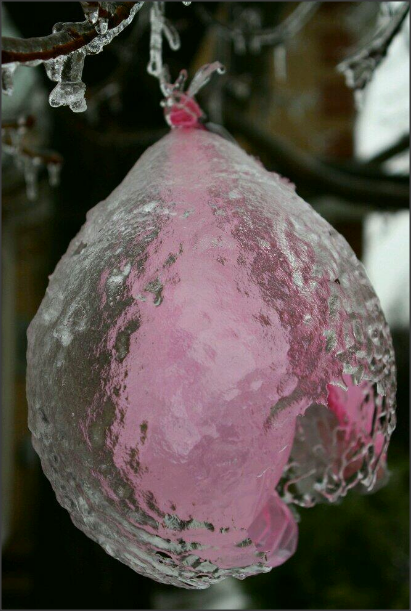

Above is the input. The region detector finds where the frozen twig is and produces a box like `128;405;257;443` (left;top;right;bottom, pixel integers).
2;2;144;112
195;2;320;53
225;107;409;210
147;1;181;90
338;2;410;91
2;115;63;200
2;2;141;64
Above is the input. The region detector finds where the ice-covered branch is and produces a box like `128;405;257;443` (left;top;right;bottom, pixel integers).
226;107;409;210
147;1;181;91
195;2;319;54
338;2;410;92
2;2;141;64
2;115;63;200
2;2;144;112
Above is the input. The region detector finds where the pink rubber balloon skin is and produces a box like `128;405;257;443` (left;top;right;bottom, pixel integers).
26;127;396;588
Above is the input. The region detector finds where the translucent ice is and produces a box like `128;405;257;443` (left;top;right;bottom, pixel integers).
1;62;17;95
81;2;100;26
47;162;62;187
147;1;181;81
2;3;143;112
27;127;396;588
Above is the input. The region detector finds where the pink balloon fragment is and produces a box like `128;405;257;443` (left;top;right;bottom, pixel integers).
247;492;298;568
26;120;396;588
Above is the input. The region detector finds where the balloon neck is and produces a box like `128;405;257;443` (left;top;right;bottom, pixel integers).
163;92;205;129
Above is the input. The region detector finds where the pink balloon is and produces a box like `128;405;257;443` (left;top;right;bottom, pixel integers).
27;127;396;588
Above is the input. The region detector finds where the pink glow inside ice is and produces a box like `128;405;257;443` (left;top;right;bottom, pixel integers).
165;93;204;128
247;492;298;567
26;123;396;587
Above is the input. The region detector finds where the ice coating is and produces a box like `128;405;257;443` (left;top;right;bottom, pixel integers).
26;127;396;588
2;4;144;112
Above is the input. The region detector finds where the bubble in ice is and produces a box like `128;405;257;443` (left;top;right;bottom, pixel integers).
27;125;396;588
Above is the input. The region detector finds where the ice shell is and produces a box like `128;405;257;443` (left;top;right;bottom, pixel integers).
26;128;396;588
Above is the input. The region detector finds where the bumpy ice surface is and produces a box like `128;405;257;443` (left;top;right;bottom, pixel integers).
27;128;396;588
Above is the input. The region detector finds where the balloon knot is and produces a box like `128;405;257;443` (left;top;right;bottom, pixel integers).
163;92;205;129
160;63;225;130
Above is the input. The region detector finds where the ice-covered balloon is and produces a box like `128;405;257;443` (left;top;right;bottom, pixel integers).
26;123;396;588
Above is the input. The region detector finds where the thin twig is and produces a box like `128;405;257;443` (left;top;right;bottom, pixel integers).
195;2;320;50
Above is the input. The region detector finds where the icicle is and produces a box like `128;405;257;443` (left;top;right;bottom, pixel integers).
187;62;226;97
338;53;372;111
95;17;109;35
249;37;262;55
162;17;181;51
233;32;247;55
3;114;62;200
41;3;143;112
22;157;41;201
147;2;182;78
4;3;143;112
338;55;376;92
2;63;17;96
147;2;166;77
81;2;99;25
171;69;187;93
49;50;87;113
8;119;27;149
47;162;62;187
274;45;287;83
44;56;65;82
9;129;21;149
49;81;87;113
159;65;174;97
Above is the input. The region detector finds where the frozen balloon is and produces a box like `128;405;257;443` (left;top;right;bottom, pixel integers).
27;126;396;588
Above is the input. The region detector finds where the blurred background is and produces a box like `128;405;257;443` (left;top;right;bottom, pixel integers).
1;2;409;609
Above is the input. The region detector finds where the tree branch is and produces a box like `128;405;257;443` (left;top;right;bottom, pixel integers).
338;3;410;91
2;115;63;199
369;134;409;165
195;2;320;52
225;108;409;210
2;2;141;64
